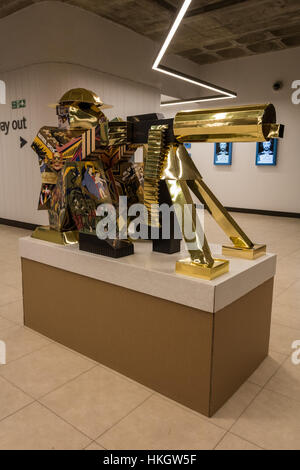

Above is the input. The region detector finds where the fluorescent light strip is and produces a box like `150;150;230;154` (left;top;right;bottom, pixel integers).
152;0;237;107
155;66;236;97
160;96;233;107
153;0;192;70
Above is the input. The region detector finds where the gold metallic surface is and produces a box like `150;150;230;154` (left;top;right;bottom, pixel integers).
144;125;170;227
31;227;79;245
147;138;264;278
68;106;100;130
267;124;284;139
41;172;58;185
161;144;201;181
188;178;254;249
222;244;267;260
166;179;215;267
176;258;229;281
174;104;280;143
108;120;128;146
159;140;266;277
59;88;112;109
99;122;109;146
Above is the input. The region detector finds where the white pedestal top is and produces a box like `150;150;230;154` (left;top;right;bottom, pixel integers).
19;237;276;313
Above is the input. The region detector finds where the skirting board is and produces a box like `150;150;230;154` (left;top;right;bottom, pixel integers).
225;207;300;219
0;218;38;231
1;207;300;233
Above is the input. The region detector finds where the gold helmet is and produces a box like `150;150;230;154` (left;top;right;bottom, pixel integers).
49;88;113;111
59;88;112;110
53;88;112;130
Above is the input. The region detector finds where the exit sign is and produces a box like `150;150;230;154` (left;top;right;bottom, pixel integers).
12;99;26;109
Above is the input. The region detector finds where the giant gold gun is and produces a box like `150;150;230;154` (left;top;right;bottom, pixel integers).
128;104;284;280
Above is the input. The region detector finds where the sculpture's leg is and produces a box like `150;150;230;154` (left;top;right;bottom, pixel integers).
65;159;135;259
165;180;229;281
187;178;266;260
32;168;78;245
152;180;182;255
143;124;181;253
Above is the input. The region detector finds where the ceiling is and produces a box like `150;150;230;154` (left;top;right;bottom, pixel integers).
1;0;300;65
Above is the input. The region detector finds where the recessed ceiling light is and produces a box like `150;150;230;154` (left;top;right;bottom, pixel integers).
152;0;237;107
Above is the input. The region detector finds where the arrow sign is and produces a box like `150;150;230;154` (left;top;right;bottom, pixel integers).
20;137;27;148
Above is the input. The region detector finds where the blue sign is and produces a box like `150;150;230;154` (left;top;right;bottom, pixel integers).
256;139;278;166
214;142;232;166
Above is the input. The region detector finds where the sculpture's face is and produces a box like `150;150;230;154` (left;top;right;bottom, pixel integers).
56;103;106;130
263;141;272;151
52;152;64;171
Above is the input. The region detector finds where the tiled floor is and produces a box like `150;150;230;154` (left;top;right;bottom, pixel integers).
0;214;300;450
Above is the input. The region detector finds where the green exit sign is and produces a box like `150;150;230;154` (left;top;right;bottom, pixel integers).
12;99;26;109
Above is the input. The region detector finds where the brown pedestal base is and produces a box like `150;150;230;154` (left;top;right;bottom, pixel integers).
22;258;273;417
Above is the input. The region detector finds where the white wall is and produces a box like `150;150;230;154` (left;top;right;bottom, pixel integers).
163;47;300;214
0;62;160;224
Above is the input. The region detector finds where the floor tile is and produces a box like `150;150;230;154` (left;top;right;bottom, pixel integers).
0;326;50;363
265;355;300;403
85;442;106;450
0;315;16;334
273;277;296;298
0;376;33;421
0;343;95;398
0;215;300;450
0;266;22;290
206;382;261;430
41;366;152;439
248;350;287;387
276;281;300;309
97;395;225;450
0;402;90;450
272;301;300;330
0;283;22;307
215;433;262;450
276;261;300;281
231;389;300;450
0;300;24;325
269;321;300;355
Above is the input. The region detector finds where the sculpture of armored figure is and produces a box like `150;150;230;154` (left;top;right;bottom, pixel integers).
32;88;143;255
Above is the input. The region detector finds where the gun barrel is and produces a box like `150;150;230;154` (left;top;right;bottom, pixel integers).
173;104;284;143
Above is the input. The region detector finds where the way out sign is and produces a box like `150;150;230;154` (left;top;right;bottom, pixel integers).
12;99;26;109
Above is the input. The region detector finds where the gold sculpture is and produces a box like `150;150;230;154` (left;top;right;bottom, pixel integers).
32;89;284;280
